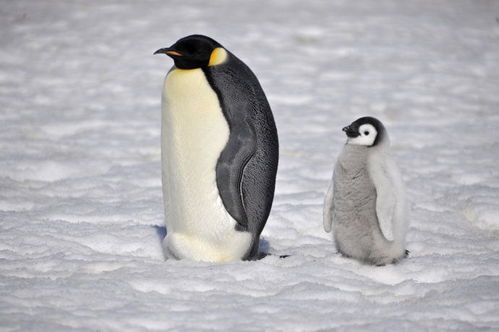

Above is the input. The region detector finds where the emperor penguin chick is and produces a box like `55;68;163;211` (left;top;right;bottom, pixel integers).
323;117;409;265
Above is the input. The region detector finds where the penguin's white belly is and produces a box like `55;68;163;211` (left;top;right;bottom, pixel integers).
161;68;251;262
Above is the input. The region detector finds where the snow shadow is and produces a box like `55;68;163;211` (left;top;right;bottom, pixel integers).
152;224;167;241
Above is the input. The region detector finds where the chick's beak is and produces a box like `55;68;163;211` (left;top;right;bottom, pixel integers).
342;125;359;138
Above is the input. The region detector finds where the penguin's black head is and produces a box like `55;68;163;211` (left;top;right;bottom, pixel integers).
154;35;225;69
342;116;386;147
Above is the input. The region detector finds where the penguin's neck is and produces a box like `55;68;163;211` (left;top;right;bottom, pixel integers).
339;144;368;173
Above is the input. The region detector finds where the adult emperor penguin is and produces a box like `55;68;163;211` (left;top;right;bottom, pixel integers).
154;35;278;262
323;117;409;265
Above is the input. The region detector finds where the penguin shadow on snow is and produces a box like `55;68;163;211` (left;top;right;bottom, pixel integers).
153;225;167;244
151;225;281;261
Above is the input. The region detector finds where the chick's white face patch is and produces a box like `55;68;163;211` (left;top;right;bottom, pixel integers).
347;124;377;146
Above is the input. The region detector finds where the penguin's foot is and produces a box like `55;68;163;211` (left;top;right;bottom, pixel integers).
336;245;408;266
372;256;399;266
254;252;269;260
377;249;409;266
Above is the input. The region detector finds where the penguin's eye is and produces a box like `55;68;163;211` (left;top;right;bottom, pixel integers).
364;131;369;135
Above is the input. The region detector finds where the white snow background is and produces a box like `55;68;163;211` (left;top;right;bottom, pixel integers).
1;0;498;331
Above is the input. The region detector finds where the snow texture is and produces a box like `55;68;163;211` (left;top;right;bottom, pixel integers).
1;0;498;331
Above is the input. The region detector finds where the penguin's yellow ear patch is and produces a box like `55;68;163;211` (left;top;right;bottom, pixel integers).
208;47;228;66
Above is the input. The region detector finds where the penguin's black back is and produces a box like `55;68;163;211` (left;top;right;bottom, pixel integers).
203;52;278;258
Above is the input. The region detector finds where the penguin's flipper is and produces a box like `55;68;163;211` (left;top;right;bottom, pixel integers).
238;136;278;237
217;118;278;237
216;122;257;230
207;57;278;241
367;151;397;241
368;151;408;244
323;175;335;233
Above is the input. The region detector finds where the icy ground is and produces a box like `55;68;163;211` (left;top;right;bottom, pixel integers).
1;0;498;330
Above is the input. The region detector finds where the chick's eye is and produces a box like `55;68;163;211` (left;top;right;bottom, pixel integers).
364;131;369;135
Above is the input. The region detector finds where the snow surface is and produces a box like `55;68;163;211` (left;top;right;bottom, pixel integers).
1;0;498;331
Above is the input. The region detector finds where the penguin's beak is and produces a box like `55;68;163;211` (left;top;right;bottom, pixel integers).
342;126;359;138
153;47;183;57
